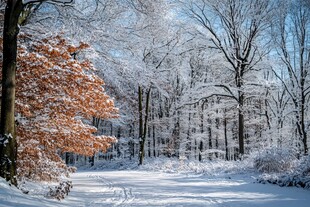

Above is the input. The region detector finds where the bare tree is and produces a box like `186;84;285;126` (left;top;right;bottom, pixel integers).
272;0;310;155
179;0;274;156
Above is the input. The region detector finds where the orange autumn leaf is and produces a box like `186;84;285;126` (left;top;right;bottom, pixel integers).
0;34;119;181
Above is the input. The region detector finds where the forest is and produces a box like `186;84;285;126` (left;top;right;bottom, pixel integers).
0;0;309;197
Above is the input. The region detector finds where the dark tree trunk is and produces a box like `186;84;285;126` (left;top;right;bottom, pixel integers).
0;0;24;186
198;141;203;162
297;99;308;155
215;99;220;158
138;86;143;165
300;73;307;155
301;103;308;155
198;102;204;162
237;73;245;156
238;105;244;155
65;152;70;165
208;118;212;160
89;156;95;167
143;88;151;142
186;107;191;158
151;98;156;157
89;117;101;166
224;115;229;161
148;125;151;157
153;125;156;157
129;124;134;159
139;86;151;165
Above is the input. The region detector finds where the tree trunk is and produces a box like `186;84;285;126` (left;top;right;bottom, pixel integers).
186;107;191;158
301;102;308;155
237;73;245;156
208;118;212;160
238;104;244;155
148;125;151;157
215;98;220;158
300;66;307;155
143;88;151;141
139;86;151;165
65;152;71;165
297;98;308;155
0;0;23;186
224;115;229;161
89;156;95;167
138;85;143;165
199;102;204;162
89;117;101;166
153;125;156;157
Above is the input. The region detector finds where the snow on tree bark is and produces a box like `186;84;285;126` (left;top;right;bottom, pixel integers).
0;0;24;186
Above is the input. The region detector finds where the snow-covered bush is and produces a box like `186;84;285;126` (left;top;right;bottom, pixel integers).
257;155;310;189
46;181;73;200
253;148;297;173
298;155;310;176
258;173;310;189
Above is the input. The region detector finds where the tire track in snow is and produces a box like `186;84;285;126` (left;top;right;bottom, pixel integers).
87;174;135;206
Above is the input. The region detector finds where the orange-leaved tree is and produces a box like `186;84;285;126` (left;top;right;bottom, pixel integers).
1;34;118;181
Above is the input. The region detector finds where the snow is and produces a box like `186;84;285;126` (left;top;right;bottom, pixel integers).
1;164;310;207
0;178;61;207
22;0;73;5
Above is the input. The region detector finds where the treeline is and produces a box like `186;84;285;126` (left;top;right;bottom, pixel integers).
0;0;309;184
94;0;310;164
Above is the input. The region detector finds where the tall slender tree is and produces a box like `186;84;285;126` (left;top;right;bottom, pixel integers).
272;0;310;155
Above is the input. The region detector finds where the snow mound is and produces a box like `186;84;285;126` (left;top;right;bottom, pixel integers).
0;178;45;206
257;155;310;189
0;177;72;206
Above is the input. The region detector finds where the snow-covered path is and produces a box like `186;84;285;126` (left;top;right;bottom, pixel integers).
1;170;310;207
63;170;309;207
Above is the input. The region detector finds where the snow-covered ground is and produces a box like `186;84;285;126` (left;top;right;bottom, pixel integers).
1;169;309;207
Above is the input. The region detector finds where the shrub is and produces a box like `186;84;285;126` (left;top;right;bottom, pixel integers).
46;181;73;200
253;148;297;173
298;155;310;176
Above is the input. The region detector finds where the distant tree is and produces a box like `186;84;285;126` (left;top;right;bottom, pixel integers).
179;0;274;156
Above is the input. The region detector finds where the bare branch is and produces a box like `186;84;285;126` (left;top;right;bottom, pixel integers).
176;93;237;110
